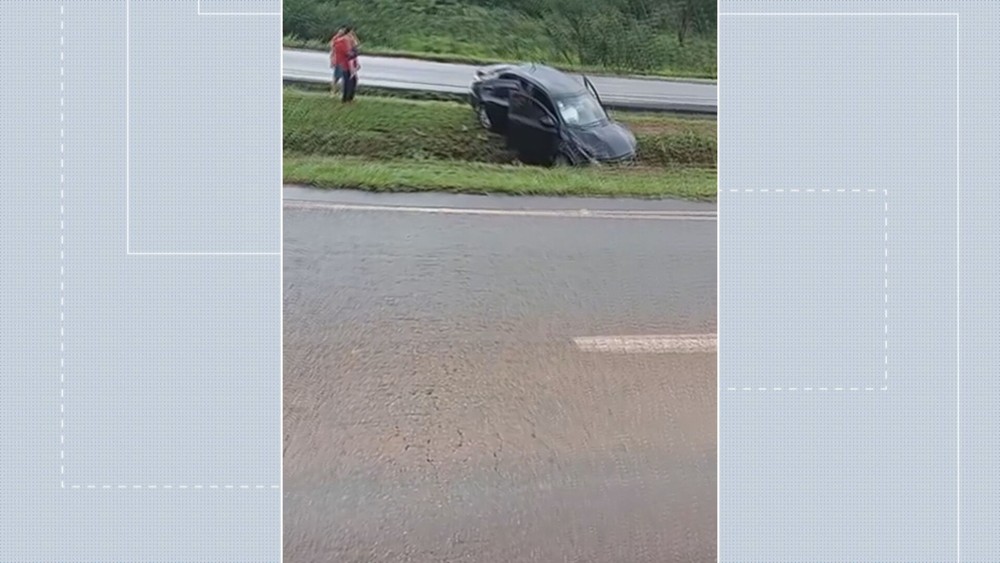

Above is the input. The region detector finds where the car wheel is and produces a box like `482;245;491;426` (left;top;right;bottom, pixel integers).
476;104;494;131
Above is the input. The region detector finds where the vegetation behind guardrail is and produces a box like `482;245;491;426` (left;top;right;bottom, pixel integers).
284;0;717;79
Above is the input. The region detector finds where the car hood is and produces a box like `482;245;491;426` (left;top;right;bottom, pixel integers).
566;121;637;161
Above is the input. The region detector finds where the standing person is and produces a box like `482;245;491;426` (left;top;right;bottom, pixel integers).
338;26;360;103
329;26;347;97
346;26;360;56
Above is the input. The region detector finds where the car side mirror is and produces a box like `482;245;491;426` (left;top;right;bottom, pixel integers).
540;115;556;128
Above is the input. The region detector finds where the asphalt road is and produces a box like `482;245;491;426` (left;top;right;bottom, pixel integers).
282;49;718;114
283;188;717;562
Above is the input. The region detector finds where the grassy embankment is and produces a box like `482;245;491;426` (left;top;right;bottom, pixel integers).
284;0;717;79
284;89;716;200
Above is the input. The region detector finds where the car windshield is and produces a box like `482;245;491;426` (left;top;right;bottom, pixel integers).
555;94;607;127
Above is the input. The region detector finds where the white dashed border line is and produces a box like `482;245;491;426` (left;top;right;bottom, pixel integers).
884;190;889;387
125;0;281;255
59;2;66;489
59;3;280;492
721;189;887;392
719;12;960;562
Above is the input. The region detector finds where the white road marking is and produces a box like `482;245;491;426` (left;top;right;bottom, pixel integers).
573;334;717;354
284;200;717;221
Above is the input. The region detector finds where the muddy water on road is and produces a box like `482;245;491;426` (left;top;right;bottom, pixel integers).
284;197;716;562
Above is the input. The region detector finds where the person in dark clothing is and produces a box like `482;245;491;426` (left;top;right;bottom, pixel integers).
341;65;357;102
340;26;360;102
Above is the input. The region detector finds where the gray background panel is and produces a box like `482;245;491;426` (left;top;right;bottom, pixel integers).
129;0;281;254
720;6;958;562
0;2;280;561
720;1;1000;561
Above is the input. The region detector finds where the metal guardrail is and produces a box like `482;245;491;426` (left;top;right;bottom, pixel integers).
282;74;717;115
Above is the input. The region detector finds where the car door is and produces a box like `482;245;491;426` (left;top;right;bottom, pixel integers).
507;86;533;155
508;83;560;164
528;86;562;163
481;73;520;127
582;75;605;108
492;73;520;109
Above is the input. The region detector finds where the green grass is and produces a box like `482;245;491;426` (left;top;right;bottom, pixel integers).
283;88;716;200
281;79;474;104
283;89;716;168
285;156;717;200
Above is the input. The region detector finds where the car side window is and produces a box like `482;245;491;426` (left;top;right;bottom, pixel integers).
514;91;542;120
532;91;556;119
508;79;528;115
521;83;554;120
492;73;520;100
511;90;534;119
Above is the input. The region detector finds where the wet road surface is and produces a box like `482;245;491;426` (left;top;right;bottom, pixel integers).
284;189;717;562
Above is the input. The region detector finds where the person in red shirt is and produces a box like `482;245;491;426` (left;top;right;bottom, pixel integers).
334;26;360;103
329;26;347;96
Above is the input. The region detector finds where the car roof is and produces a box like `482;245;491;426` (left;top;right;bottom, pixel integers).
498;64;587;97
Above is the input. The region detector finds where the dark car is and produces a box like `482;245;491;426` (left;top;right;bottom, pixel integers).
470;63;637;166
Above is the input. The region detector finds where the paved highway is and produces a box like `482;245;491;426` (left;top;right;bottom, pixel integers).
283;187;717;562
283;49;718;114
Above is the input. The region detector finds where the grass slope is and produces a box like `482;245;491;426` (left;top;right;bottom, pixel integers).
284;90;716;168
283;88;717;200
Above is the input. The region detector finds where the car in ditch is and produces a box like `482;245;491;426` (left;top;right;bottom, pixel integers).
469;63;637;166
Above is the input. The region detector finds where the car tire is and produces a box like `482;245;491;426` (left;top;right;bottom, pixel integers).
476;104;496;132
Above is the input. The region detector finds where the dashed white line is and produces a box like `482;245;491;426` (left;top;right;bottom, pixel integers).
573;334;717;354
59;2;66;489
62;4;279;491
884;190;889;386
723;187;889;393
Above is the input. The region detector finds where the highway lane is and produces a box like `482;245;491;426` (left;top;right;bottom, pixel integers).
283;49;718;114
283;188;717;562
